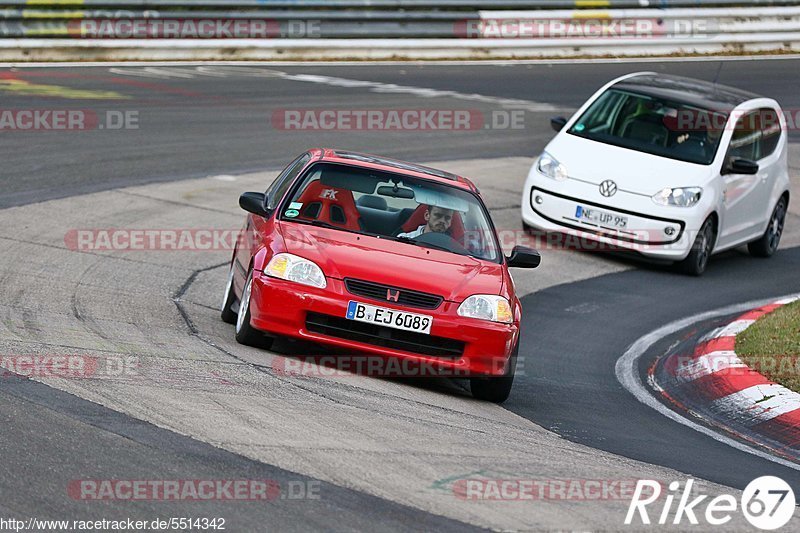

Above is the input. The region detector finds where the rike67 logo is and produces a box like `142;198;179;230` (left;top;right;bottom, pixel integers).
626;477;795;530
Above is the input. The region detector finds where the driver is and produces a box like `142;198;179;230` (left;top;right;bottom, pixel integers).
397;205;453;238
701;125;724;160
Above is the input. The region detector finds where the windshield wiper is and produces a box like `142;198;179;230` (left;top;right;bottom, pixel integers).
287;218;345;231
392;235;454;254
307;219;341;230
289;219;392;241
306;221;390;240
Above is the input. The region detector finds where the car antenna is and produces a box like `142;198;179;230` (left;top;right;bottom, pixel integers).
711;61;724;95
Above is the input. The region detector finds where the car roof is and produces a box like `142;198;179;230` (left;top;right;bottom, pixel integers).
312;148;477;192
611;73;763;113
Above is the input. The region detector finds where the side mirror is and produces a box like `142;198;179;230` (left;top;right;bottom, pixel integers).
550;116;567;132
724;158;759;175
506;246;541;269
239;192;270;217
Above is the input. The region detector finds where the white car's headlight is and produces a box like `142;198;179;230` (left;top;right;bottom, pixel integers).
536;151;568;181
265;253;326;289
457;295;513;324
652;187;703;207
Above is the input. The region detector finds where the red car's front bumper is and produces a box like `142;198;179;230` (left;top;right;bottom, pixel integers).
248;272;517;377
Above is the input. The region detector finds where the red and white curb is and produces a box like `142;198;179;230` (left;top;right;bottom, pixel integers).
653;296;800;457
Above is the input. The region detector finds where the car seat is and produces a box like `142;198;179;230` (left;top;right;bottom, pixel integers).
356;195;407;235
356;195;388;210
621;113;669;146
295;180;362;231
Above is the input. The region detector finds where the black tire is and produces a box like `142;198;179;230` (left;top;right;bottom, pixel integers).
220;263;238;324
235;268;273;349
470;341;518;403
679;218;715;276
748;197;787;258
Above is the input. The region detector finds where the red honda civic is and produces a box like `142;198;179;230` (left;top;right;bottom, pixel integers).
221;149;540;402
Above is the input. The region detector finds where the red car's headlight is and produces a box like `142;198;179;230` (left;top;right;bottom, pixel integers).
457;295;512;324
265;253;327;289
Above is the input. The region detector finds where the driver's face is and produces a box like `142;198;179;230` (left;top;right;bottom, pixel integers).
425;207;454;233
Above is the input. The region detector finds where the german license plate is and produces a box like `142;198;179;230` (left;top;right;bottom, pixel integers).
575;205;628;228
345;301;432;334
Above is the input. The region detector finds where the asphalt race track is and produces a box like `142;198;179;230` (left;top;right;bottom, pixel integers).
513;252;800;490
4;59;800;209
2;59;800;531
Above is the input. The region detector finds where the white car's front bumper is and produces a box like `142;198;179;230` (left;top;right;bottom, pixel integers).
521;174;707;261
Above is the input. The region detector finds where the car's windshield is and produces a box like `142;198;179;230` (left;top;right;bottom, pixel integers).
278;162;500;262
567;88;729;165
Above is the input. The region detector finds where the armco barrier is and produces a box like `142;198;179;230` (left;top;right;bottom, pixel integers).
4;6;800;39
2;1;799;6
1;1;800;59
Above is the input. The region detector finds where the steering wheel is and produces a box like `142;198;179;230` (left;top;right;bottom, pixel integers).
413;230;470;256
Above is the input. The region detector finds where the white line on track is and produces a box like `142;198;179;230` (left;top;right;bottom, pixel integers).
614;293;800;472
105;65;561;111
275;72;560;111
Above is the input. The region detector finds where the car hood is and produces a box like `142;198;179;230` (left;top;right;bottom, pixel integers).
277;222;504;302
547;133;713;195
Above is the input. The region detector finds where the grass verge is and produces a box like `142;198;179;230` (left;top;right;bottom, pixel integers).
736;300;800;392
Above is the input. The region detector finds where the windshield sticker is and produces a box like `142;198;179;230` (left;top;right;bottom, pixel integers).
284;209;300;218
573;123;585;132
288;202;303;210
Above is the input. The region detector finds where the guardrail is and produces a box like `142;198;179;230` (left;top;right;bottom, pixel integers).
3;5;800;39
1;1;798;6
1;1;799;60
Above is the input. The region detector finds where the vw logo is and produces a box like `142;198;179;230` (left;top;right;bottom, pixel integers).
599;180;618;197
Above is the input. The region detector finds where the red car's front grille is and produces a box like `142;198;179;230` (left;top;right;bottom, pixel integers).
344;278;443;310
305;312;464;358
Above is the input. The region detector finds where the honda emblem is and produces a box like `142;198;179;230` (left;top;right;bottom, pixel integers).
386;289;400;302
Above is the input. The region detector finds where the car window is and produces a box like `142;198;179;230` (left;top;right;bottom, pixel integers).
582;90;626;132
279;162;500;262
568;89;728;165
728;111;761;162
265;152;311;211
759;108;782;159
